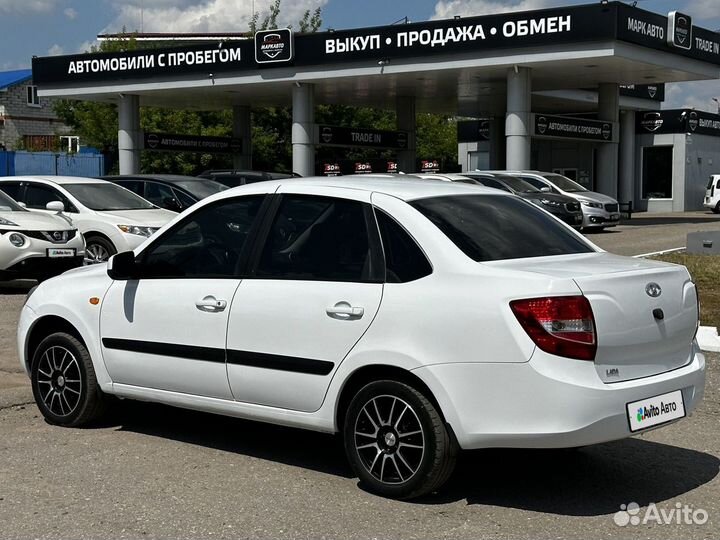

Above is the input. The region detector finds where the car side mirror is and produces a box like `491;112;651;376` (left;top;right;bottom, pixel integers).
46;201;65;212
107;251;139;280
540;187;551;192
18;202;27;208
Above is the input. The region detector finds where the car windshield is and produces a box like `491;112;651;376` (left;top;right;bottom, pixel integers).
64;183;155;211
174;179;229;199
542;174;588;193
0;190;26;211
411;194;593;262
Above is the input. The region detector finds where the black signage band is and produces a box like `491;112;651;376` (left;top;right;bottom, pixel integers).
532;114;615;142
637;109;720;137
316;125;411;149
144;132;242;153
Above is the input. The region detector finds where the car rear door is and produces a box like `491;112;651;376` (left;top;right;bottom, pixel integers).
225;187;384;412
99;194;268;398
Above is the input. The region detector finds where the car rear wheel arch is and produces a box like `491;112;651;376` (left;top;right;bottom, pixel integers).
335;364;449;434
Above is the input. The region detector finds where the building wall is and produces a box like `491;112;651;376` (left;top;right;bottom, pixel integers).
0;81;71;150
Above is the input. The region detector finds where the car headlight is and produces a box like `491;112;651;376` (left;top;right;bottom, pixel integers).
540;199;561;207
9;233;25;247
117;225;159;237
0;217;19;227
580;201;603;209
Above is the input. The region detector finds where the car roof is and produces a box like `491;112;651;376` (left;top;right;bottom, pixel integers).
2;175;107;185
106;174;213;183
227;175;502;201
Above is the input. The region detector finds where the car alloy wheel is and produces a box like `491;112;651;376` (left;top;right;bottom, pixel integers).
344;380;457;499
354;395;425;484
34;345;82;417
84;243;110;264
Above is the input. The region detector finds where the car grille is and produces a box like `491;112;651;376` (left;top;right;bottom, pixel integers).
22;230;77;244
604;203;619;213
565;202;581;212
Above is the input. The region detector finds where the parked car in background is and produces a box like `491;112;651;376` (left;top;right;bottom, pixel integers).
704;174;720;213
101;175;228;213
0;177;176;264
413;172;583;228
0;189;84;281
19;176;704;500
198;170;295;188
500;171;620;230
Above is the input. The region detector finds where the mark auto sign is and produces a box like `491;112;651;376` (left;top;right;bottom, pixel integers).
532;114;615;142
255;28;294;64
668;11;692;50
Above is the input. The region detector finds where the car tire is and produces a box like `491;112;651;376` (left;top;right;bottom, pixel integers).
84;235;116;264
343;380;458;499
713;202;720;214
30;332;107;427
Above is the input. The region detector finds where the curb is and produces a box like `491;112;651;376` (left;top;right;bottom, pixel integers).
698;326;720;353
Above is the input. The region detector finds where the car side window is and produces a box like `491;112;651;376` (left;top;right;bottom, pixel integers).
255;194;374;282
375;210;432;283
482;178;511;192
145;182;176;207
139;195;265;279
116;180;144;197
173;188;195;209
519;176;548;191
0;182;23;201
24;184;77;212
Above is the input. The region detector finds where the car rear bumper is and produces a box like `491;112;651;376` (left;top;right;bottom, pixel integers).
414;344;705;450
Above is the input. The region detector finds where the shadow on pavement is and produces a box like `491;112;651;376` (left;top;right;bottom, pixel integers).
112;400;354;479
0;280;35;295
426;440;719;514
620;216;720;227
111;401;718;514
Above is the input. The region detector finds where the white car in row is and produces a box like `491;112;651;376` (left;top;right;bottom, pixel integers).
0;189;85;281
0;177;176;264
704;174;720;213
18;177;705;499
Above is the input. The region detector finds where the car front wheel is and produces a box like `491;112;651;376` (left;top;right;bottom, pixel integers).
343;380;457;499
84;235;116;264
713;202;720;214
30;332;107;427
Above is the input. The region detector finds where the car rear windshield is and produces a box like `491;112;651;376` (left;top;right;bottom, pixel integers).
64;183;155;211
411;194;594;262
175;179;229;199
541;174;588;193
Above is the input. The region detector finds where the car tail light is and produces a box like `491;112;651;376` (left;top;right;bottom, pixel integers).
510;296;597;360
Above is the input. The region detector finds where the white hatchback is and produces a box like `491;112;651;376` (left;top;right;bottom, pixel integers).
0;189;84;281
0;176;176;264
17;177;705;499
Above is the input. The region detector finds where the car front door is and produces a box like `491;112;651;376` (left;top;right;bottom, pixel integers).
99;194;267;398
225;188;384;412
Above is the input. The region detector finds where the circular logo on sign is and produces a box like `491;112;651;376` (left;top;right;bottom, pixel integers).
645;282;662;298
321;127;333;144
647;85;657;99
641;112;663;132
261;33;285;59
537;116;548;135
602;123;611;140
676;16;690;45
688;111;698;132
397;132;407;149
146;133;160;149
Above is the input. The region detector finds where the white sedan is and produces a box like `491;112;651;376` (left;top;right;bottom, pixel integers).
17;176;705;499
0;176;177;264
0;189;84;281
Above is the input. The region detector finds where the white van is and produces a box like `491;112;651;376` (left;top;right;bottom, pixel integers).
704;175;720;214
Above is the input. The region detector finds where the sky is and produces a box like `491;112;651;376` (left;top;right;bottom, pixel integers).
0;0;718;111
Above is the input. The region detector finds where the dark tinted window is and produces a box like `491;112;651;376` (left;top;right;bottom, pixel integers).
64;183;154;210
173;189;196;209
256;195;373;282
517;176;549;191
25;184;76;212
140;196;264;278
0;182;22;201
115;180;144;196
376;210;432;283
145;182;176;206
479;178;511;192
411;195;593;262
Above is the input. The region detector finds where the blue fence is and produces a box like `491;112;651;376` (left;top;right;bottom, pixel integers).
0;151;105;177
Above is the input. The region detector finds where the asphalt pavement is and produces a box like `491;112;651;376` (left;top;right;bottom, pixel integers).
0;213;718;539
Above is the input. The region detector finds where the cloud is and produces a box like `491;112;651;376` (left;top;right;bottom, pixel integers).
0;0;57;14
47;44;65;56
432;0;553;19
665;81;720;112
103;0;328;34
63;6;77;20
683;0;720;23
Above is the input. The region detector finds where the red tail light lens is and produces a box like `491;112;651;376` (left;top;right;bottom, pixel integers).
510;296;597;360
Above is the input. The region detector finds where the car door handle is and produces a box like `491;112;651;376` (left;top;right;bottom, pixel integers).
196;296;227;313
326;302;364;320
